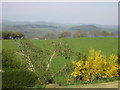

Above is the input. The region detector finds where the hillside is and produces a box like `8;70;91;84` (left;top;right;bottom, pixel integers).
69;25;102;31
1;20;118;38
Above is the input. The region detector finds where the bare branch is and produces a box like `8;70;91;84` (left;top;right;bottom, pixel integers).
46;50;56;71
16;51;35;72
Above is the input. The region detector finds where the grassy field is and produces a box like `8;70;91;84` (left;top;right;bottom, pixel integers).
2;37;118;72
2;37;118;86
2;37;118;54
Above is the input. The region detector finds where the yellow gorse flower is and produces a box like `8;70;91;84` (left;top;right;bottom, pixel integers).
71;49;119;81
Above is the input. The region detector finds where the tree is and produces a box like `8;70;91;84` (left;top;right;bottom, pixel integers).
100;31;112;37
2;31;25;39
52;39;73;60
73;30;88;38
89;30;112;37
58;32;72;38
15;40;50;84
2;31;11;39
15;39;74;85
12;31;25;39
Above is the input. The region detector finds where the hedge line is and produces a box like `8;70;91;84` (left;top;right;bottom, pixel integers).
2;69;38;88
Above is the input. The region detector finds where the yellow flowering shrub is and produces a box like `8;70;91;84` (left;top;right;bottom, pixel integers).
71;49;119;82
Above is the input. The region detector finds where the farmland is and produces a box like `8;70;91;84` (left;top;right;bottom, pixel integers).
2;37;118;55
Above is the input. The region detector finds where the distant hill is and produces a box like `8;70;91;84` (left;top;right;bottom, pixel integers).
1;20;118;38
69;25;102;31
2;24;58;30
2;21;67;38
94;24;117;29
94;24;118;33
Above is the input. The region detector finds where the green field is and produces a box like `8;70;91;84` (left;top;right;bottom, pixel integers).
2;37;118;54
2;37;118;71
2;37;118;86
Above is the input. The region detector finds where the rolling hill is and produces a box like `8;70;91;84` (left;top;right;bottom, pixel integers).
1;20;118;38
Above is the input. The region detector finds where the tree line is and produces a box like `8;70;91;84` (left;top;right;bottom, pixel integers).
1;31;25;40
1;30;116;40
40;30;116;40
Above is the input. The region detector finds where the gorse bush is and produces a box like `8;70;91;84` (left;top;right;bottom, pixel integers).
71;49;119;82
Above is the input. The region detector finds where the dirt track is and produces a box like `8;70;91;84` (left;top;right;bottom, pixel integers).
60;81;119;88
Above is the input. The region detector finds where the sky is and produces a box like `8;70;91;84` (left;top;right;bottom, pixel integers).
1;0;119;2
1;2;118;25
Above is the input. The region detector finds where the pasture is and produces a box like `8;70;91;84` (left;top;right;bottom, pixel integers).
2;37;118;55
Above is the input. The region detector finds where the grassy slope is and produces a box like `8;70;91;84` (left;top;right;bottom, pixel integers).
66;37;118;55
2;37;118;85
2;37;118;54
2;37;118;71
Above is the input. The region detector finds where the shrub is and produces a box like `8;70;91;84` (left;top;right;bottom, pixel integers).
2;49;27;70
71;49;119;82
2;69;37;88
2;49;36;88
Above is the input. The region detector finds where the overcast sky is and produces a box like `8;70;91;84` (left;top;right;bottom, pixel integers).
2;2;118;25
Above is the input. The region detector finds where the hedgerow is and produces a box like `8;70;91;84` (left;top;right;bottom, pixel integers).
2;69;37;88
